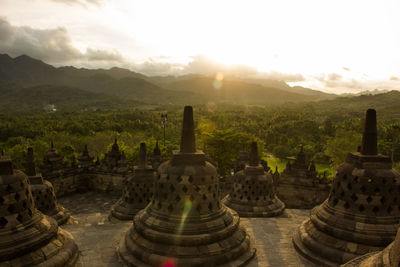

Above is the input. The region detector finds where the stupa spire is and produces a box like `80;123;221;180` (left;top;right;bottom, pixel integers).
0;152;12;175
360;108;378;155
180;106;196;153
153;140;161;156
249;141;259;166
26;147;36;176
138;142;147;169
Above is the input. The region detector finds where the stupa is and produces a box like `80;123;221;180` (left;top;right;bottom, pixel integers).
342;226;400;267
26;147;70;225
150;140;163;170
223;142;285;217
277;146;330;208
0;153;79;266
110;142;155;220
41;141;67;175
101;138;128;172
118;106;255;266
293;109;400;266
78;144;94;169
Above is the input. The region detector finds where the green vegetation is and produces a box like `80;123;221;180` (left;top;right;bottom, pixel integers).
1;54;400;177
1;91;400;177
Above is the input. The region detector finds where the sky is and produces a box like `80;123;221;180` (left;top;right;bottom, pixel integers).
1;0;400;94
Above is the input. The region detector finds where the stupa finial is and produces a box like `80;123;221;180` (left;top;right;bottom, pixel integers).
139;142;147;168
360;109;378;155
249;141;259;166
180;106;196;153
26;147;36;176
0;152;13;175
153;140;161;156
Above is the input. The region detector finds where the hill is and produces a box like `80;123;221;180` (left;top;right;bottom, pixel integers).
0;85;138;112
162;76;326;104
0;53;337;108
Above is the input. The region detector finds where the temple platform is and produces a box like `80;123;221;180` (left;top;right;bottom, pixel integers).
59;192;316;267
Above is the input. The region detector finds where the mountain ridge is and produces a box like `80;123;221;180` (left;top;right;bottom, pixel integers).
0;53;337;108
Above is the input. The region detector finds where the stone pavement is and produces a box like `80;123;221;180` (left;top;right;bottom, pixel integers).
59;192;316;267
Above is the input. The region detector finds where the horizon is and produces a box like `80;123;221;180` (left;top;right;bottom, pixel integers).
1;0;400;94
1;52;396;97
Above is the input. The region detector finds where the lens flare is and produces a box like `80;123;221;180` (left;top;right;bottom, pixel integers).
161;258;176;267
215;72;224;81
176;198;192;235
213;72;224;89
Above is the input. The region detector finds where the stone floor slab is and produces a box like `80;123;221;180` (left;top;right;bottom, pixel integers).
59;192;316;267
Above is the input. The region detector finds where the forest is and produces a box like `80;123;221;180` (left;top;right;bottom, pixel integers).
1;91;400;179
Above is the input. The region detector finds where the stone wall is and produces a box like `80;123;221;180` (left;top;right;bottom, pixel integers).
277;179;330;209
44;169;129;197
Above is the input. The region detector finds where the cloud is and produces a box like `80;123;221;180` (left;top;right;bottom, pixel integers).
132;55;305;82
51;0;103;7
0;17;125;66
327;73;342;81
342;67;350;71
302;71;400;94
0;18;305;83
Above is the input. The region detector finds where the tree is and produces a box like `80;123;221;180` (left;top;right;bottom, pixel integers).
324;128;361;166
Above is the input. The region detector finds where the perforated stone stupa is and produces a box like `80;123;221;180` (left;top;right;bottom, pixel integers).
342;226;400;267
78;144;94;169
101;138;129;173
40;141;67;176
0;153;79;266
110;142;155;220
293;109;400;266
277;146;330;208
223;142;285;217
26;147;70;225
149;140;164;170
118;106;255;266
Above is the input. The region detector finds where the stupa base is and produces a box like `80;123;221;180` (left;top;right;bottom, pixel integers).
293;219;383;266
223;197;285;217
118;228;255;267
110;203;143;221
52;205;71;225
1;227;79;267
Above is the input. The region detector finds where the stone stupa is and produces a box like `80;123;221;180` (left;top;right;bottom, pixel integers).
293;109;400;266
0;153;79;266
223;141;285;217
26;147;70;225
277;146;330;208
110;142;155;220
150;140;163;170
78;144;94;169
118;106;256;266
41;141;67;175
101;138;128;172
342;226;400;267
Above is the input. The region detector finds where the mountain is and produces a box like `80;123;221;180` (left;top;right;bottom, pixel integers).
219;76;336;100
0;54;337;108
340;89;390;97
162;76;330;104
304;90;400;118
0;85;137;111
